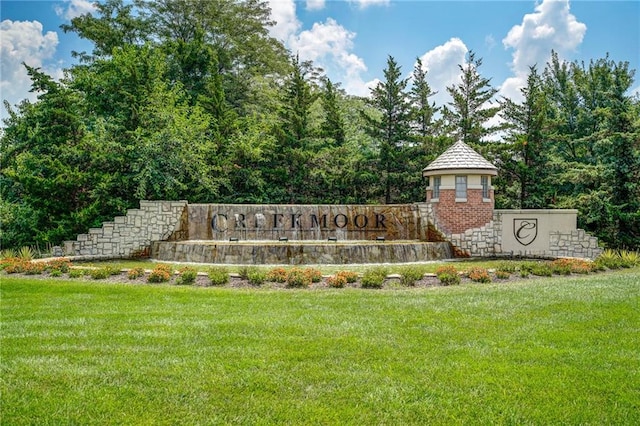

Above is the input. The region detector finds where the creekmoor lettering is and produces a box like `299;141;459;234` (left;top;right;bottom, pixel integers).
211;212;387;232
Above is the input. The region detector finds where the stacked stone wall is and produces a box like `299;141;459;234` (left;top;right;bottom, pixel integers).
63;200;187;258
419;204;601;259
550;229;602;259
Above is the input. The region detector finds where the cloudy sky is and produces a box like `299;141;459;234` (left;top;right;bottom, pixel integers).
2;0;639;121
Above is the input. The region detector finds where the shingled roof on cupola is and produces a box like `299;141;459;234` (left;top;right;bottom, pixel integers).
422;141;498;177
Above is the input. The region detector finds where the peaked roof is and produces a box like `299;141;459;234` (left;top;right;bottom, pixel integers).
422;141;497;176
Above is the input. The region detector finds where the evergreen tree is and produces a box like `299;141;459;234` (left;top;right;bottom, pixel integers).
362;55;413;203
320;79;346;146
442;51;501;147
497;66;550;209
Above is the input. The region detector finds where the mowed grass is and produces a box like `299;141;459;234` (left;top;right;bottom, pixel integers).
2;270;639;425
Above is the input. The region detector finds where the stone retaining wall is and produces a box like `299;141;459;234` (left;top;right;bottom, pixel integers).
421;204;601;259
63;200;187;257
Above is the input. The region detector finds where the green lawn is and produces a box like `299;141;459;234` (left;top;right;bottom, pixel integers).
2;270;639;424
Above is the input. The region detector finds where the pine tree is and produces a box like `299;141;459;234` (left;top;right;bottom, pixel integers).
362;55;413;203
442;51;501;146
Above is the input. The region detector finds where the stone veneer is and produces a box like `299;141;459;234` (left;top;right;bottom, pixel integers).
64;200;188;257
422;204;602;259
64;200;602;262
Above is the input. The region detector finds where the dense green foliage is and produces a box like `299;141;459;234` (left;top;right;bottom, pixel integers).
1;0;638;249
2;272;639;423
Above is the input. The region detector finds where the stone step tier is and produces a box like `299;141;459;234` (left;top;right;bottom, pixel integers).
64;201;187;257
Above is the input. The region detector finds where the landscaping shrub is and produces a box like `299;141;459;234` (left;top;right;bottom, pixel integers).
620;250;640;268
127;267;145;280
148;264;173;283
467;267;491;283
207;267;229;286
304;268;323;283
0;248;16;259
596;250;621;270
266;267;288;283
68;268;85;278
551;259;573;275
247;268;267;286
400;266;424;286
286;268;311;288
495;270;511;280
46;258;72;273
360;268;387;289
23;262;46;275
530;262;553;277
338;270;359;283
18;246;35;261
327;274;347;288
177;267;197;285
49;269;63;277
496;262;517;273
90;268;111;280
3;258;27;274
435;265;460;286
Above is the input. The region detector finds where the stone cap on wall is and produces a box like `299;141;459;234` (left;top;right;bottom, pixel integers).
423;141;497;177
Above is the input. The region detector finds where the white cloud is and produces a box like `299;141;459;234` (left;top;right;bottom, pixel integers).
291;18;370;96
349;0;390;9
267;0;301;43
268;1;371;96
416;37;469;108
55;0;97;21
305;0;325;11
1;20;61;119
501;0;586;102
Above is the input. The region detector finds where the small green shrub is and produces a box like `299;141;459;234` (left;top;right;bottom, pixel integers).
90;268;111;280
337;270;359;283
1;248;16;259
46;258;72;273
18;246;35;261
520;269;530;278
620;250;640;268
286;268;311;288
247;268;267;286
266;267;288;283
435;265;460;286
551;259;573;275
127;267;145;280
519;262;537;274
531;262;553;277
177;267;198;285
69;268;85;278
495;270;511;280
208;267;229;286
3;259;27;274
148;264;173;283
304;268;323;283
23;262;46;275
596;249;621;270
327;274;347;288
49;269;63;277
467;267;491;283
361;268;387;289
400;267;424;286
496;262;517;273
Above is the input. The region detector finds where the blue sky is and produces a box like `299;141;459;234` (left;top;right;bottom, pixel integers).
2;0;639;121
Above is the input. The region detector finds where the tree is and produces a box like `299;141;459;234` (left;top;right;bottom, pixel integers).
442;51;501;147
320;79;346;146
496;66;551;209
362;55;413;203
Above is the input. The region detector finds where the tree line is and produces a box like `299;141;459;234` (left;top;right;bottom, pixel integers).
1;0;638;250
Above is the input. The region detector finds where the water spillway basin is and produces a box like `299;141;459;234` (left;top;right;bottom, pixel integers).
151;240;452;265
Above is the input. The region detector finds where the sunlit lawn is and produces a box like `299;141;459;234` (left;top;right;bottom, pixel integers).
2;269;639;424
